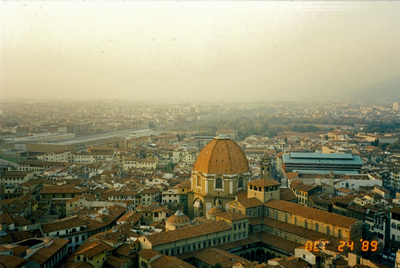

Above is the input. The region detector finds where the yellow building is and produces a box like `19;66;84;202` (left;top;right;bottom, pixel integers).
73;240;111;268
138;249;195;268
123;157;157;170
0;171;33;186
40;185;88;217
228;177;280;218
40;185;88;201
264;199;362;242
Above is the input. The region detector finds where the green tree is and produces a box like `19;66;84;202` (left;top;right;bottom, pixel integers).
166;162;176;172
371;139;379;147
212;262;223;268
378;142;390;150
392;139;400;149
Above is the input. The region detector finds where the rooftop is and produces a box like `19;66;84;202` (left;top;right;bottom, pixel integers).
193;136;249;175
143;221;231;246
265;199;359;228
282;153;363;166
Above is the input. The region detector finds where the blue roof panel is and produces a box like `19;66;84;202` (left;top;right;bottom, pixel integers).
294;170;360;175
282;153;363;166
290;153;354;160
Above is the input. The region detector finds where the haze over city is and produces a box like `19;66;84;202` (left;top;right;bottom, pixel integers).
1;1;400;103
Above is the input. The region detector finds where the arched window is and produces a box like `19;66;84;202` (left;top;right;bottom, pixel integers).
327;226;330;235
215;178;223;189
397;224;400;231
392;222;396;229
238;177;244;188
305;220;308;229
338;229;342;238
315;223;319;232
284;214;288;223
197;175;201;187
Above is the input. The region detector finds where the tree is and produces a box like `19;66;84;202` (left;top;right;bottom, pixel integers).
212;262;223;268
166;162;176;172
148;122;156;129
378;142;390;150
392;139;400;149
371;139;379;147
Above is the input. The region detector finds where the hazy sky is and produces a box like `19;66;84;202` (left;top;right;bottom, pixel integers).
1;1;400;102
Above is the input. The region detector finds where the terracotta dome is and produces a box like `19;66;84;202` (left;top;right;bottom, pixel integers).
166;210;191;225
206;207;226;216
193;135;249;174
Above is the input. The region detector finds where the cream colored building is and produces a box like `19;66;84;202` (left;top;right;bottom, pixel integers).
123;157;157;170
139;211;250;256
139;221;233;256
264;199;362;241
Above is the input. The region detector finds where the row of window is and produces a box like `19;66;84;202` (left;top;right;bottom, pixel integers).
196;177;244;189
159;234;245;256
391;222;400;230
269;210;341;238
233;222;247;231
162;200;178;203
245;208;262;217
392;235;400;242
44;246;67;268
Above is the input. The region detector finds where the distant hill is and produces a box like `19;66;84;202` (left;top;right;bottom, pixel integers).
349;75;400;102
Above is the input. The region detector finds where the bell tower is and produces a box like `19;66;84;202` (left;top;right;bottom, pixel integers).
260;150;272;180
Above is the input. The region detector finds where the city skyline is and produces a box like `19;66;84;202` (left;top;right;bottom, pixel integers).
1;1;400;102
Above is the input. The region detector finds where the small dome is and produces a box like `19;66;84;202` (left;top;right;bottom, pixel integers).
207;207;226;216
166;210;190;225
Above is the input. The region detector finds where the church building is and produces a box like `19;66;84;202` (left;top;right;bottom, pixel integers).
188;134;251;218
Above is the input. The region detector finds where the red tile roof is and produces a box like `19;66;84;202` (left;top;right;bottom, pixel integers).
234;198;263;209
40;185;88;194
28;238;69;265
144;221;231;246
216;211;250;221
73;240;112;258
265;199;359;228
248;179;280;187
192;248;250;267
138;248;160;259
193;137;249;174
0;255;27;268
41;216;86;234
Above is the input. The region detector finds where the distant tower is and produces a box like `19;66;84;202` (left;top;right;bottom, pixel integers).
393;102;399;111
260;150;272;180
247;178;280;203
